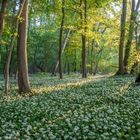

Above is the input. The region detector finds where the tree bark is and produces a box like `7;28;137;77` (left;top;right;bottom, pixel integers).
0;0;7;36
130;0;140;74
123;0;135;74
4;0;26;95
130;29;140;74
135;7;140;82
93;47;103;75
63;62;67;73
90;40;94;74
67;63;70;75
58;0;65;79
81;0;87;78
135;73;140;83
17;0;30;93
116;0;127;75
52;29;71;76
74;48;77;72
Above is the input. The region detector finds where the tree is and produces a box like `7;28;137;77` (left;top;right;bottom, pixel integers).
116;0;127;75
123;0;135;74
58;0;65;79
52;29;71;76
17;0;30;93
4;0;26;95
130;0;140;74
135;22;140;82
81;0;87;78
135;72;140;83
0;0;8;36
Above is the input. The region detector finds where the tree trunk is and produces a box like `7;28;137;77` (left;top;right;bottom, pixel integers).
135;73;140;83
81;0;87;78
4;38;15;95
4;0;26;95
90;40;94;74
93;48;103;75
130;31;140;74
58;0;65;79
116;0;127;75
87;40;90;74
130;61;138;74
0;0;7;36
130;0;140;74
52;29;71;76
74;48;77;72
123;0;135;74
82;34;87;78
67;63;70;75
93;65;98;75
135;2;140;80
17;0;30;93
64;62;67;73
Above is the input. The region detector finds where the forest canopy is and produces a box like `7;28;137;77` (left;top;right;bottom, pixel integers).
0;0;140;92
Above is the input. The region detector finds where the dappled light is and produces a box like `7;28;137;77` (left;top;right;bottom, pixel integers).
0;75;140;139
1;74;111;102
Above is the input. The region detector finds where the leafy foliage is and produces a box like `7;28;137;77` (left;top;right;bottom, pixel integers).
0;75;140;139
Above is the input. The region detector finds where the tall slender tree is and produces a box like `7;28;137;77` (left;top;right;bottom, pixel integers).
53;29;71;76
17;0;30;93
58;0;65;79
0;0;8;36
81;0;87;78
130;0;140;74
123;0;135;74
4;0;26;95
116;0;127;75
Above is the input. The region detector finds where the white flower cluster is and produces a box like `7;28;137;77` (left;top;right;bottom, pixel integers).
0;75;140;139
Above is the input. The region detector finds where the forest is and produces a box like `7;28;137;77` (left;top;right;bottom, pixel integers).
0;0;140;139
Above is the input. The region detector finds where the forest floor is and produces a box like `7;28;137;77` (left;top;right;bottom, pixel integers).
0;74;140;139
